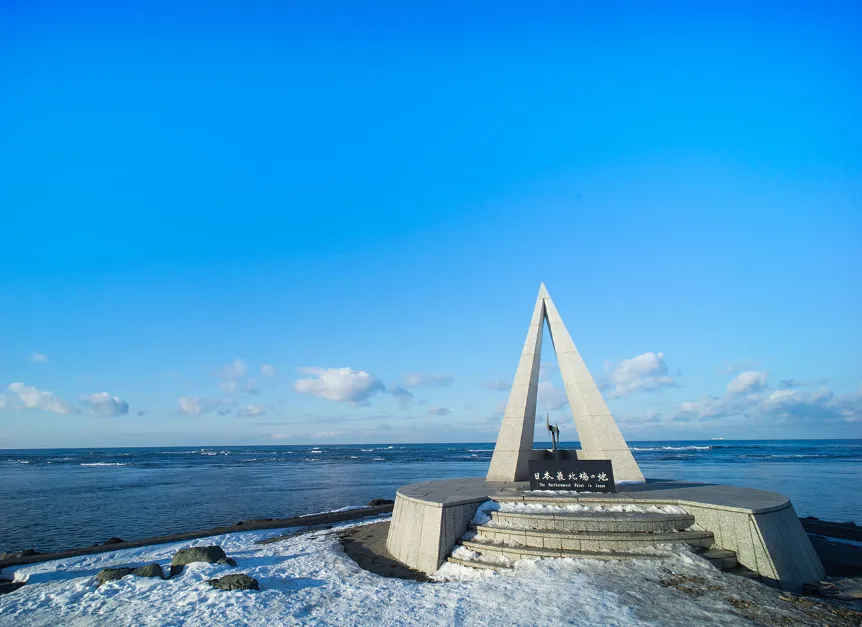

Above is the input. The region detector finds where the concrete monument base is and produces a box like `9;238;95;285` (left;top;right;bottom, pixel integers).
385;477;824;592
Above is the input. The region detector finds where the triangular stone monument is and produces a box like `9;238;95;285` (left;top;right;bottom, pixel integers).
487;283;645;483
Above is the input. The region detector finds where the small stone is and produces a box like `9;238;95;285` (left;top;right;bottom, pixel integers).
169;565;184;578
19;549;38;557
206;573;259;591
132;563;165;579
216;557;237;566
171;545;227;567
103;537;125;545
95;567;133;586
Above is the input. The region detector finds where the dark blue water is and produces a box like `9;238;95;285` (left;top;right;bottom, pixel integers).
1;440;860;554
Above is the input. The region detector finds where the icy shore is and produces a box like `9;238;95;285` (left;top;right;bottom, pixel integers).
1;516;859;626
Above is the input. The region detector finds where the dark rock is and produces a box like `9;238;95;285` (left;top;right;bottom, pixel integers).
171;545;227;567
0;548;40;561
0;580;26;595
95;567;133;586
366;499;394;507
103;537;125;545
216;557;237;566
133;563;165;579
169;565;184;578
206;573;259;591
236;518;274;526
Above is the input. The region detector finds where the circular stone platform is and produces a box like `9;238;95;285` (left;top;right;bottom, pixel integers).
385;477;824;592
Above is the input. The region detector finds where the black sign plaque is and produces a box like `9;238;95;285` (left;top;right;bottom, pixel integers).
528;460;616;492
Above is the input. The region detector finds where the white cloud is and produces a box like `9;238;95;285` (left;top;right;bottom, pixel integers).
31;352;48;363
244;379;259;394
669;376;861;427
294;367;386;404
0;393;6;410
726;370;768;395
484;380;511;391
537;380;568;411
219;380;238;393
260;364;276;377
222;359;248;379
178;396;222;416
80;393;130;417
605;352;676;399
403;373;454;389
237;405;266;417
427;405;451;416
7;382;79;414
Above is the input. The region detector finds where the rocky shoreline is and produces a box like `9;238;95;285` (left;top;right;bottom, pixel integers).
0;500;394;573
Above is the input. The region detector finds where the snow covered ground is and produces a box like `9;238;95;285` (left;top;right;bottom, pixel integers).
0;515;852;626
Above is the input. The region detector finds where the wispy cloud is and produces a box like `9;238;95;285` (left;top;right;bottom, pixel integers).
178;396;222;416
7;382;79;414
237;404;266;417
31;352;48;363
260;364;276;377
389;385;415;408
403;373;454;389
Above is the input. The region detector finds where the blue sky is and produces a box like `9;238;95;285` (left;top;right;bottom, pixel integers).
1;0;860;448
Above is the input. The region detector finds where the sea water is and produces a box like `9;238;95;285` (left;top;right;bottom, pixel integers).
0;439;859;553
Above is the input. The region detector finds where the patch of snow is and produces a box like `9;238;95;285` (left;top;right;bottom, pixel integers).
526;489;594;495
0;517;829;626
470;500;501;526
299;505;369;517
451;546;479;561
492;501;688;515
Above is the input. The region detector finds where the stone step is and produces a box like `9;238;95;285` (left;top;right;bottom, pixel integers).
449;540;741;573
486;509;696;533
724;565;761;580
696;547;738;570
459;537;669;563
471;524;714;552
493;496;682;508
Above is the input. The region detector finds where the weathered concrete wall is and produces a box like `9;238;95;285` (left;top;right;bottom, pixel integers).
685;501;824;591
386;477;824;590
386;492;485;574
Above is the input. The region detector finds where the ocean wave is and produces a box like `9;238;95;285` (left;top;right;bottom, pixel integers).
80;462;127;467
632;446;711;451
360;449;373;452
372;457;385;461
467;449;492;452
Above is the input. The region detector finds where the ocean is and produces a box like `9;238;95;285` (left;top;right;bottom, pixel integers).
1;439;859;554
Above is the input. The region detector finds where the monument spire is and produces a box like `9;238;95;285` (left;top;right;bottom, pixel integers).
486;284;644;483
